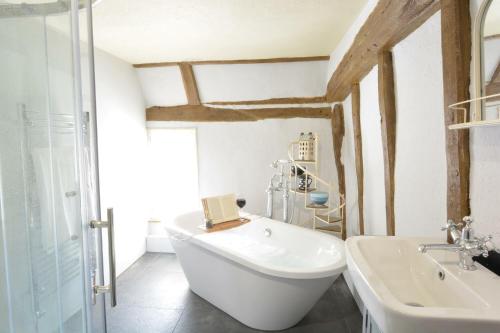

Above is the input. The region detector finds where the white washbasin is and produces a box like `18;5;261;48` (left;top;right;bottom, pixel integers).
346;236;500;333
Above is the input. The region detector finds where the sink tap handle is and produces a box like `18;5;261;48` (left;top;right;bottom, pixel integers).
478;235;500;254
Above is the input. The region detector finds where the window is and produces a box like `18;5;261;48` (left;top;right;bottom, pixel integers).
146;128;200;224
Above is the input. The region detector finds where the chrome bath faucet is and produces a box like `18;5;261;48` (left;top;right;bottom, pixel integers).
418;216;499;271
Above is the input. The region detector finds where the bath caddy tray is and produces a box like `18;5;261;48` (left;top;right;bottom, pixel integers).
199;217;251;233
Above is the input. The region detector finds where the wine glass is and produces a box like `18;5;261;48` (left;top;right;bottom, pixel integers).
236;197;247;220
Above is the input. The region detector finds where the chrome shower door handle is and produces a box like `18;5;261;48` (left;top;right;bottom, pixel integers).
90;208;117;307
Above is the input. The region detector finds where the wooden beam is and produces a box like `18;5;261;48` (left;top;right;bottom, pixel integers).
146;105;332;122
440;0;471;243
378;51;397;236
331;103;346;240
179;63;200;105
351;83;364;235
134;56;330;68
205;96;327;106
326;0;440;102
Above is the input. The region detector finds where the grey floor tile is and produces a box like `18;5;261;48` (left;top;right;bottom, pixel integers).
173;293;262;333
107;305;182;333
298;289;344;324
330;277;360;317
150;253;184;273
283;319;350;333
110;253;363;333
344;313;363;333
118;271;193;309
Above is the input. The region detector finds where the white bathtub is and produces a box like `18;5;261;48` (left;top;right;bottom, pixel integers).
166;211;346;331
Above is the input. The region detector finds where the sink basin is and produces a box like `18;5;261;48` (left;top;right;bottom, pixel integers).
346;236;500;333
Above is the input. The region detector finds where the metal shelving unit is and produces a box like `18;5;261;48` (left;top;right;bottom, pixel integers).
287;133;346;239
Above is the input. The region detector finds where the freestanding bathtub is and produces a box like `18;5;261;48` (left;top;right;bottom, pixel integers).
166;211;346;331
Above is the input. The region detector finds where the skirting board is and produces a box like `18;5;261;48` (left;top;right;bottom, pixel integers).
146;235;175;253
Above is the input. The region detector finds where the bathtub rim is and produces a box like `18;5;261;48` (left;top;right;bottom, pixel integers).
167;212;346;280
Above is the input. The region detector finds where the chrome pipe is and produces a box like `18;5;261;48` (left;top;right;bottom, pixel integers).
282;188;289;223
266;186;274;219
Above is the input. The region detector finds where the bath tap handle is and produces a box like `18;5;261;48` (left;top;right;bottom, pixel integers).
441;219;462;231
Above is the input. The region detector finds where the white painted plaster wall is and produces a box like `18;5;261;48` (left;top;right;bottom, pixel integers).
136;61;329;107
93;48;149;277
194;61;328;102
330;10;447;238
392;13;447;237
138;59;337;228
147;119;337;227
331;2;500;241
359;66;387;235
136;66;187;107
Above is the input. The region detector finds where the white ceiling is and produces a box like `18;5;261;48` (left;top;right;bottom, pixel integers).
90;0;367;64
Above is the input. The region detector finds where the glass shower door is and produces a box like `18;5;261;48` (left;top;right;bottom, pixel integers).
0;1;106;332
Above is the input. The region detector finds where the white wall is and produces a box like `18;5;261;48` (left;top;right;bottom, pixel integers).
336;13;448;237
147;119;336;228
136;66;187;106
194;61;328;102
94;49;149;276
359;66;387;235
139;59;337;228
330;2;500;240
392;13;447;237
137;61;329;107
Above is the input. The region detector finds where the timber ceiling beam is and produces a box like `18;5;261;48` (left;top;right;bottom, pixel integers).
326;0;440;102
440;0;471;243
134;56;330;68
205;96;327;105
146;105;331;122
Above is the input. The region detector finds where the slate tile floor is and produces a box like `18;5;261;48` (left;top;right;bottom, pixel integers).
107;253;362;333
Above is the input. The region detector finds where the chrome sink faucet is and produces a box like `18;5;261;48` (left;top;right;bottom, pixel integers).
418;216;499;271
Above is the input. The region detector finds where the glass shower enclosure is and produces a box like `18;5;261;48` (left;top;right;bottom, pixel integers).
0;1;106;332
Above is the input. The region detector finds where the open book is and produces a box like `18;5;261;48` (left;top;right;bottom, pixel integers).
201;193;240;225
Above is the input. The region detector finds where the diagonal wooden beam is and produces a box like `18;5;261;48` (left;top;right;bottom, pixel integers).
179;63;201;105
441;0;471;243
378;50;397;236
326;0;440;102
205;96;327;105
351;83;364;235
146;105;332;122
331;103;346;240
